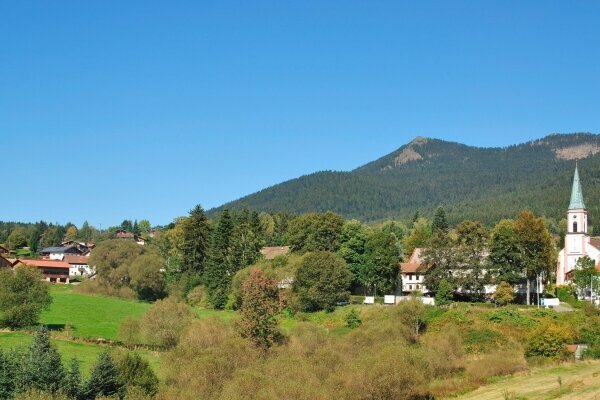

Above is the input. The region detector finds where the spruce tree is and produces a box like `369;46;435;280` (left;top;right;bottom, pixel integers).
0;349;17;399
23;326;66;393
65;358;82;400
83;351;123;399
431;206;449;234
180;204;211;276
204;209;234;309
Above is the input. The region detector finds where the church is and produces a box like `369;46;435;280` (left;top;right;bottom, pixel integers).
556;165;600;285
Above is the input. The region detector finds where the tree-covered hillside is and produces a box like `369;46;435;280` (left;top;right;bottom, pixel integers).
209;133;600;225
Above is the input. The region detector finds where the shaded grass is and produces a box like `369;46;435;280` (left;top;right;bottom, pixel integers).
0;331;160;376
40;285;151;340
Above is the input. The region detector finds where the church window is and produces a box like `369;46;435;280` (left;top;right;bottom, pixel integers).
573;222;578;233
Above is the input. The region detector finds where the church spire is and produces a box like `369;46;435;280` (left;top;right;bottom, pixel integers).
568;163;586;209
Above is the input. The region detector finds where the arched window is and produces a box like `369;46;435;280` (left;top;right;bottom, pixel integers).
573;222;578;233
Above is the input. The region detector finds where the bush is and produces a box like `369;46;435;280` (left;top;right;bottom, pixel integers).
139;298;194;349
493;282;515;306
435;279;454;307
525;322;577;359
345;309;362;329
115;352;159;396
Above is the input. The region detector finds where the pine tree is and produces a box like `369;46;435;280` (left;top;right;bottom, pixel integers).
180;204;211;276
231;209;262;272
65;358;82;400
204;209;235;308
83;351;123;399
23;326;66;393
431;206;449;234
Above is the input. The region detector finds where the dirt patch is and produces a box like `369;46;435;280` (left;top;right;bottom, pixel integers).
554;144;600;160
394;148;423;165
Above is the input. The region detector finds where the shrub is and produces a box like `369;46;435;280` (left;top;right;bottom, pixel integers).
115;352;159;396
486;308;535;327
525;322;576;359
435;279;454;307
493;282;515;306
345;309;362;329
139;298;194;349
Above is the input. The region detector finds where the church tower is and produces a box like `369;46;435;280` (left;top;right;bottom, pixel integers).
557;164;591;284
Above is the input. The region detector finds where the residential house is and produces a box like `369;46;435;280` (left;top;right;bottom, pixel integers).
40;246;83;260
64;255;94;276
19;259;71;283
0;254;13;269
400;248;430;294
115;229;146;245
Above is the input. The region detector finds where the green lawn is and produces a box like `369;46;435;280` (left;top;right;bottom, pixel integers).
40;285;151;340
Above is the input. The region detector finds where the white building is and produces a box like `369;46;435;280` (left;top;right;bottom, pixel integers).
556;165;600;285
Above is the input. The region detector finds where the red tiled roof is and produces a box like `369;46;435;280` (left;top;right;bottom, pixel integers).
20;259;70;269
64;255;90;265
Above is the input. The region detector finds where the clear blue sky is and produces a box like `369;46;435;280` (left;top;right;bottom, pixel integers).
2;1;599;227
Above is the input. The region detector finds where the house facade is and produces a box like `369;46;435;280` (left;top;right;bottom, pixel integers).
556;165;600;285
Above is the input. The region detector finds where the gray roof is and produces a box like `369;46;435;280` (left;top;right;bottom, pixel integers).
40;246;78;253
569;165;586;210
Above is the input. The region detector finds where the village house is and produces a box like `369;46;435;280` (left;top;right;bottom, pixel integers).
64;254;95;276
19;259;71;283
556;165;600;286
60;240;95;255
40;245;84;260
115;229;147;245
399;248;429;294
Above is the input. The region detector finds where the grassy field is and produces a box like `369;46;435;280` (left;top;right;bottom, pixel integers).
448;361;600;400
39;285;151;340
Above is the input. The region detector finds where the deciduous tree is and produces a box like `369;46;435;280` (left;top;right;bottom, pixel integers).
0;266;52;328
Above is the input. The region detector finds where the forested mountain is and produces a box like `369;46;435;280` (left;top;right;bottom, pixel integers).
210;133;600;226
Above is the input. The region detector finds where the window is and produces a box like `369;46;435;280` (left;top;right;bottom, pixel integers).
573;222;578;233
409;285;413;290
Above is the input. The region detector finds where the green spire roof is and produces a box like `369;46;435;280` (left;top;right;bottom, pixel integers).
568;164;586;209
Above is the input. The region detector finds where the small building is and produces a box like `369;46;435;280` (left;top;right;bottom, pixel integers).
115;230;146;245
64;255;94;276
0;245;8;255
19;259;71;283
61;241;95;254
399;248;430;294
39;246;83;260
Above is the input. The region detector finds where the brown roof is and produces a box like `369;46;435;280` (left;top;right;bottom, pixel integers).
260;246;291;260
590;237;600;250
64;255;90;265
20;259;70;269
400;262;430;274
0;245;8;254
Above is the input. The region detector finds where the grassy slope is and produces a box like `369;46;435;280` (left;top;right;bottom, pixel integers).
39;285;152;340
449;361;600;400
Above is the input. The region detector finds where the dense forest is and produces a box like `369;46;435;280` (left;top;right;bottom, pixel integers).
209;133;600;226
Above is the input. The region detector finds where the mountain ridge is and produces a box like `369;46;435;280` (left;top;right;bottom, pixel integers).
208;133;600;225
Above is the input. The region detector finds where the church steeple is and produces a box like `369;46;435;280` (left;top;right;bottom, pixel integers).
568;163;586;210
